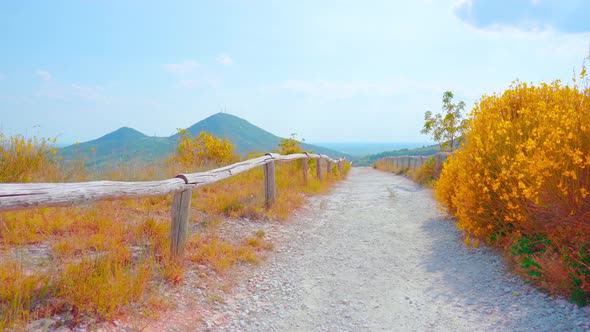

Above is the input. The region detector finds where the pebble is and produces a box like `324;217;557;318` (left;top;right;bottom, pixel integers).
26;318;56;331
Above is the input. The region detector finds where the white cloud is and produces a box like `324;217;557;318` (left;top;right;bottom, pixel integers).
179;77;221;89
35;77;111;103
453;0;590;34
462;22;590;60
163;60;199;75
70;84;111;103
264;77;435;99
452;0;472;10
164;59;222;89
36;70;52;81
452;0;472;19
216;53;234;66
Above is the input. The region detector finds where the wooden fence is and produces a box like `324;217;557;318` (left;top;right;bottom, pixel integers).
377;152;453;175
0;152;346;259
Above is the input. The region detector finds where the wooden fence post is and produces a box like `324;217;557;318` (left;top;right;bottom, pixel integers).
264;160;276;207
302;156;309;185
435;154;442;175
407;156;411;169
327;160;332;178
170;189;192;260
316;157;322;181
420;155;424;168
338;160;343;174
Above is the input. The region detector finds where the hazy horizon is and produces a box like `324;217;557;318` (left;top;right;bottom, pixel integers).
51;140;432;157
47;122;434;157
309;141;433;156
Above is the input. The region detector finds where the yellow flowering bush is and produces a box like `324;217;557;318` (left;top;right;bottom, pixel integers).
277;134;304;155
173;129;236;168
436;79;590;304
0;134;59;182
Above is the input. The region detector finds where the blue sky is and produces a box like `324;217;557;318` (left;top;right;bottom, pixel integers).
1;0;589;144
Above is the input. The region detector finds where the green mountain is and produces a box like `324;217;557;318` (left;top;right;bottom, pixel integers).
182;113;347;156
59;113;350;166
180;113;283;153
59;127;174;165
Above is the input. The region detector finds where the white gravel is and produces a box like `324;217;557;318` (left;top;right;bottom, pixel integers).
220;167;590;331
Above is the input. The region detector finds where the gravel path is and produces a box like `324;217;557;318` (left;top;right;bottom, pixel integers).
221;167;590;331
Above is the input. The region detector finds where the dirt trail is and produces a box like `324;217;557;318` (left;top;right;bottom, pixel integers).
218;167;590;331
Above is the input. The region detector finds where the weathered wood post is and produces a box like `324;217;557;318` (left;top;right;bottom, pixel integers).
170;189;192;260
420;155;424;168
264;156;276;207
316;157;323;181
327;160;332;178
302;153;309;185
435;154;442;175
407;156;411;169
338;159;343;174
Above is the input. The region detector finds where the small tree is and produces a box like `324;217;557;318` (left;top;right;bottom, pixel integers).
173;129;235;167
277;133;304;155
421;91;467;152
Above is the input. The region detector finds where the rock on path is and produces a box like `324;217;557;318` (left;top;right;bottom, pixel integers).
221;167;590;331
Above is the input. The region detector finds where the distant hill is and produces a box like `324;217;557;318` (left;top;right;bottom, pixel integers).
59;113;350;166
354;138;466;166
181;113;348;157
59;127;174;166
180;113;278;153
355;144;442;166
309;142;432;157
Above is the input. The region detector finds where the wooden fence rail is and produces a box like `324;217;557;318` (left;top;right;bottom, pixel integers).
378;152;453;175
0;152;347;259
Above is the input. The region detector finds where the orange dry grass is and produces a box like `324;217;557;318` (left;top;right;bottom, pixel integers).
187;235;259;272
186;228;274;273
0;261;50;330
193;160;345;221
0;133;350;329
373;159;399;174
374;157;437;186
57;254;152;320
0;202;165;326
